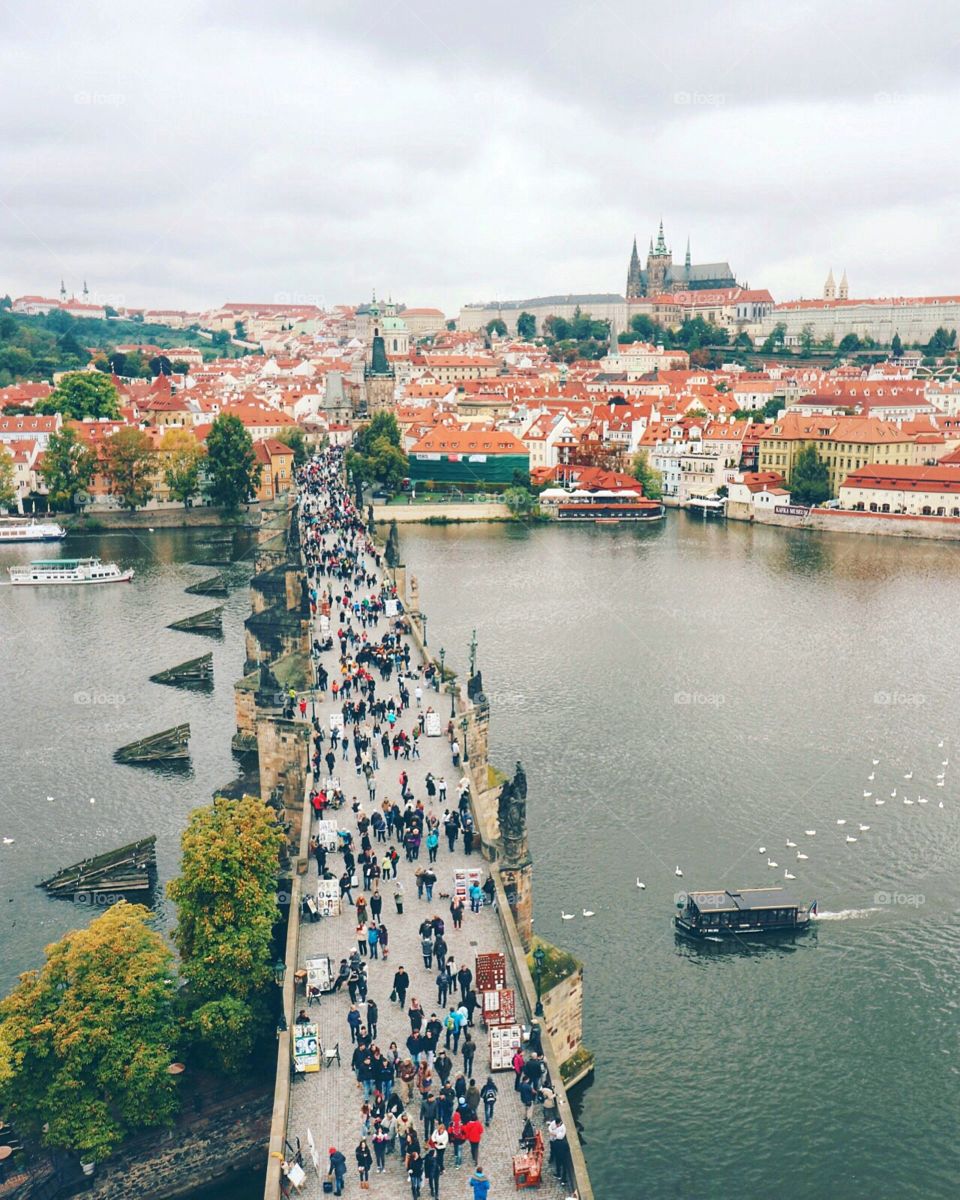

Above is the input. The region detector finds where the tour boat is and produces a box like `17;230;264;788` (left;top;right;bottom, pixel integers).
685;495;726;516
8;557;134;586
553;490;665;523
674;887;817;940
0;520;67;543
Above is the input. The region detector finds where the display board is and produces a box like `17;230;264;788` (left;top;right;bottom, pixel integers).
489;1023;522;1070
475;952;507;991
315;819;339;852
292;1022;320;1073
305;955;333;994
453;867;482;908
317;878;341;917
329;712;344;732
480;987;516;1027
424;710;442;737
385;599;399;617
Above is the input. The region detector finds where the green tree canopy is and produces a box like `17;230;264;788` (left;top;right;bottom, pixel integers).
276;426;308;466
168;795;284;1073
503;487;539;518
485;318;507;337
203;413;261;509
36;371;121;420
39;425;97;512
0;902;179;1162
101;427;157;511
761;321;787;353
0;446;16;509
631;450;663;500
355;411;402;453
837;333;862;354
160;427;205;506
891;332;904;357
790;444;831;505
516;311;536;339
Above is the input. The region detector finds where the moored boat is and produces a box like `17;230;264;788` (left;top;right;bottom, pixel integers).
0;519;67;543
552;489;665;523
675;887;817;939
8;556;134;585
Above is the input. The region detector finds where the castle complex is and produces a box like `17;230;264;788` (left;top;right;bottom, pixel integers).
625;221;737;298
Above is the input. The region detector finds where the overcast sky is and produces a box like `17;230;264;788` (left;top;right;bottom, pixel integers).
1;0;958;316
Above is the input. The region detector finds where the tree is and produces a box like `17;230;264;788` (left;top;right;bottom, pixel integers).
168;795;284;1073
203;413;261;509
211;330;231;348
171;359;190;375
0;446;15;510
276;426;308;466
891;332;904;358
799;324;816;354
790;444;831;505
761;322;787;353
0;294;12;310
101;427;157;510
445;319;456;331
36;371;120;420
39;425;97;511
517;312;536;340
348;412;407;494
837;333;862;354
631;450;663;500
485;318;507;338
160;427;205;506
149;354;173;376
0;902;179;1162
234;321;246;340
503;487;539;518
926;326;956;355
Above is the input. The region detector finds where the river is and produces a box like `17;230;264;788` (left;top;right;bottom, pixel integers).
1;516;958;1200
396;515;960;1200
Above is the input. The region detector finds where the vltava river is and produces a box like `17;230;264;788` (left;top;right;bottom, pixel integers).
398;515;960;1200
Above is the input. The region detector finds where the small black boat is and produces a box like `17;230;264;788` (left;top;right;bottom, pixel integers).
675;887;817;940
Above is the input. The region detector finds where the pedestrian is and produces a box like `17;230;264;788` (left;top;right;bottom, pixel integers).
519;1076;536;1118
449;897;464;929
407;1149;424;1199
348;1005;362;1043
479;1077;498;1126
436;968;449;1007
461;1116;483;1165
420;1091;438;1141
468;882;482;913
367;998;379;1040
424;1147;441;1199
431;1122;449;1173
462;1032;477;1080
448;1111;466;1169
465;1078;481;1117
457;965;472;1002
423;868;437;902
393;966;410;1008
367;923;380;959
426;827;439;863
372;1122;389;1174
395;882;405;914
355;1138;373;1189
468;1166;490;1200
328;1146;347;1196
421;933;434;970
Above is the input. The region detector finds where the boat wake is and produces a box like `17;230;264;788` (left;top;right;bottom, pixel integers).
812;907;882;921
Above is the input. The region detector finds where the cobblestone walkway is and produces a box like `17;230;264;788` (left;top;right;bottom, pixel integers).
285;543;569;1200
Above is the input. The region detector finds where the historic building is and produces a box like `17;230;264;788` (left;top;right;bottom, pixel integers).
626;221;737;298
363;308;396;414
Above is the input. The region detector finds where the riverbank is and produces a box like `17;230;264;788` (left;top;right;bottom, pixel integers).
59;505;262;531
372;501;511;523
744;505;960;541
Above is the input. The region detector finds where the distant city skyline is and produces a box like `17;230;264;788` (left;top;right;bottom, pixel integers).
1;1;958;313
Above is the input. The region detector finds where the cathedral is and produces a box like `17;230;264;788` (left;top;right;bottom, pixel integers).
625;222;737;298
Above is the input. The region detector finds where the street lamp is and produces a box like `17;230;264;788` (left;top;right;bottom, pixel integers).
459;715;469;764
438;648;445;694
276;1013;288;1039
450;675;457;718
273;958;287;987
533;945;546;1016
422;612;428;646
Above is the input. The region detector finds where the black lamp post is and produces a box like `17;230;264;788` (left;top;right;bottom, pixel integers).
459;715;469;764
422;612;428;646
449;675;457;718
438;648;445;694
533;945;546;1016
273;958;287;987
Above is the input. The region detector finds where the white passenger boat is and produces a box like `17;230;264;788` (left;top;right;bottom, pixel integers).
0;520;67;543
8;557;134;585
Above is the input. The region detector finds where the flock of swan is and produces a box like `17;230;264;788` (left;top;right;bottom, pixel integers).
560;739;949;921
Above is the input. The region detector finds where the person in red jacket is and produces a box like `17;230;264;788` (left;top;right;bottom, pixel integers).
461;1116;483;1165
448;1110;466;1168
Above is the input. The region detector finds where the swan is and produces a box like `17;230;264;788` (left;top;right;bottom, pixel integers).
868;772;875;781
904;771;913;780
784;870;796;879
863;791;872;798
891;789;897;798
758;846;767;854
766;859;778;868
938;739;944;748
918;797;928;805
46;795;54;802
875;799;885;805
796;852;808;860
858;824;870;832
805;830;816;836
845;835;857;843
89;797;96;804
939;801;944;808
786;839;797;848
837;819;847;825
903;798;914;806
872;758;880;765
2;837;13;845
943;759;949;767
561;911;575;920
937;780;945;787
636;878;645;889
582;909;595;917
675;866;683;877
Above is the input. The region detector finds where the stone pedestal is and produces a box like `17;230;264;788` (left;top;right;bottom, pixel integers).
499;859;534;950
256;716;310;848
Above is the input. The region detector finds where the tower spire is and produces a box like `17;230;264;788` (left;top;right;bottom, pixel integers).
685;237;691;270
59;279;66;301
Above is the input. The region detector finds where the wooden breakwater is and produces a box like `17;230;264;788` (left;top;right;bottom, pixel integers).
39;836;157;899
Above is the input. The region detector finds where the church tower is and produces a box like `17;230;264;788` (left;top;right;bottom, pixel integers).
823;269;836;300
626;236;642;299
646;220;673;296
838;270;849;300
363;302;396;415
